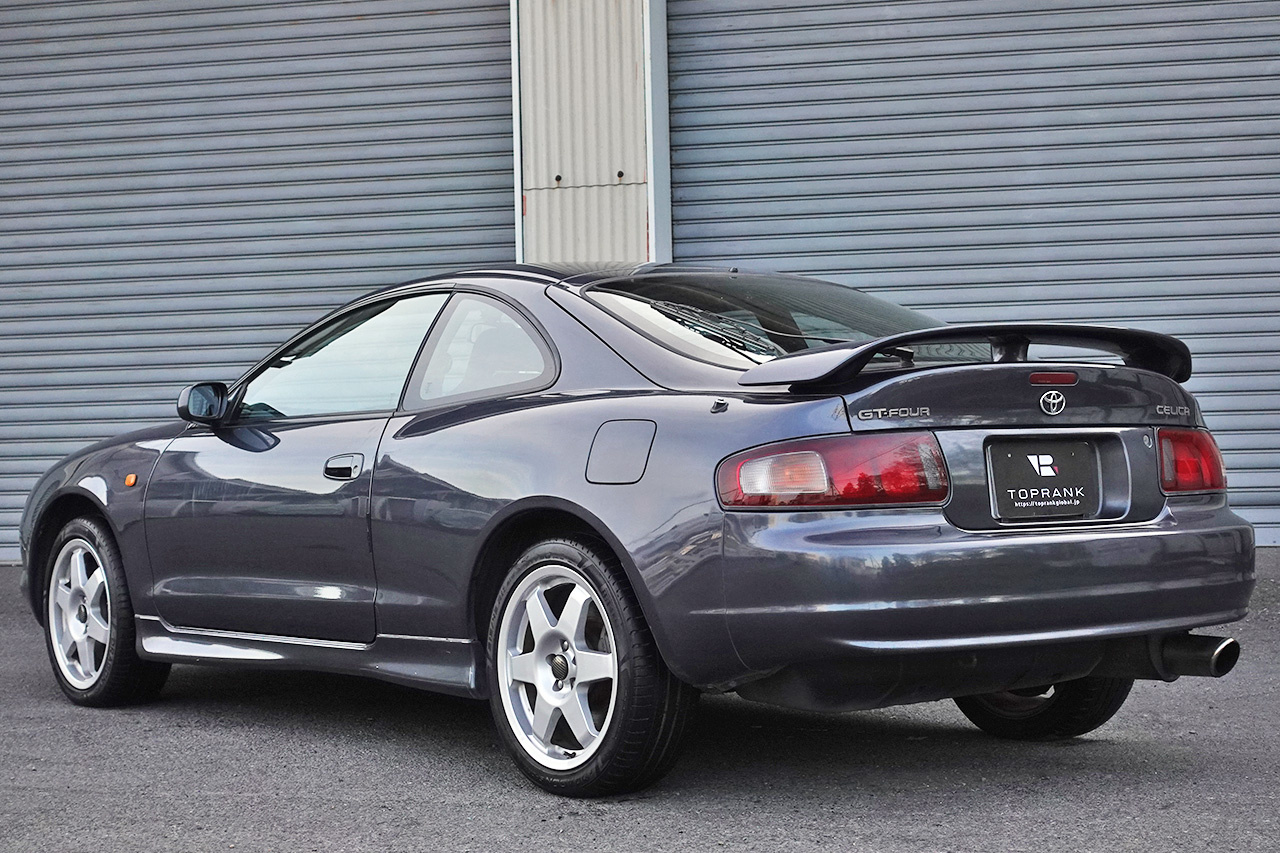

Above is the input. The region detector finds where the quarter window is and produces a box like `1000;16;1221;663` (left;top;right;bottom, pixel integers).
404;294;552;408
236;293;448;420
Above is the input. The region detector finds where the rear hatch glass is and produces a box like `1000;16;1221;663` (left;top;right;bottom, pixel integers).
584;271;990;370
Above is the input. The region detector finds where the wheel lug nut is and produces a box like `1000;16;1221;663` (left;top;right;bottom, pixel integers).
561;640;569;651
554;680;564;690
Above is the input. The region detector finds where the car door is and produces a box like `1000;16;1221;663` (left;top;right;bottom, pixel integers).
370;291;558;639
145;290;450;643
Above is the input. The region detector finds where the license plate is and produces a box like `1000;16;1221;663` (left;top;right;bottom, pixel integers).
989;440;1101;520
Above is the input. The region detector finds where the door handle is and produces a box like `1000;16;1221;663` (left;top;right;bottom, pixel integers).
323;453;364;480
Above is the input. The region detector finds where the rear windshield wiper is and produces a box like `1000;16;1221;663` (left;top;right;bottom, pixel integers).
647;300;904;356
604;290;916;365
649;300;786;360
652;302;863;348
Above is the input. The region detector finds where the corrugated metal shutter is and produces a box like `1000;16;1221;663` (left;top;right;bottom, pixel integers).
0;1;515;561
668;0;1280;544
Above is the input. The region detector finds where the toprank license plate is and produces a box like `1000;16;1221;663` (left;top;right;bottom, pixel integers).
989;440;1101;520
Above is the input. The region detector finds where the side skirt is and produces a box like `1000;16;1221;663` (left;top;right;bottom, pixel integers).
134;615;484;698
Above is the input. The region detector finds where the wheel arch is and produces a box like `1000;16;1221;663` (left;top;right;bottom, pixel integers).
467;497;662;671
25;490;113;624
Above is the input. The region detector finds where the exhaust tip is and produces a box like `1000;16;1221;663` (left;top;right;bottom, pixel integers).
1208;637;1240;678
1162;634;1241;678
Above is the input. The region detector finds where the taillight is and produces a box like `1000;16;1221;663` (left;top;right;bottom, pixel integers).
717;432;950;508
1157;428;1226;493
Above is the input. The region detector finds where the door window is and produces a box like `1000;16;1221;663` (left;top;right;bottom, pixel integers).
404;294;552;409
236;293;448;420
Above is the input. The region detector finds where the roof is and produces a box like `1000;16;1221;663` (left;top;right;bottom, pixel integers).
363;261;755;302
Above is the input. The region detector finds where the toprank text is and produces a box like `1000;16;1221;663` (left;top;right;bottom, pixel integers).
857;407;930;420
1006;486;1086;501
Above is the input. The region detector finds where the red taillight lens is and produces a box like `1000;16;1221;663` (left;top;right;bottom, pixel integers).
1157;428;1226;493
717;432;950;508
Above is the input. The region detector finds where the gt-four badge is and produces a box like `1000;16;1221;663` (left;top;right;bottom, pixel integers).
856;407;930;420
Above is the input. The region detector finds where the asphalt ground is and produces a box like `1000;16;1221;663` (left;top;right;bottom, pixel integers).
2;551;1277;853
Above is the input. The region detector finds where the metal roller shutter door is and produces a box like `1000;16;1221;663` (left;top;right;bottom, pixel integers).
0;1;515;561
668;0;1280;544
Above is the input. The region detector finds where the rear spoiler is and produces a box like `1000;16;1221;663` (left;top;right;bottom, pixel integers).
737;322;1192;388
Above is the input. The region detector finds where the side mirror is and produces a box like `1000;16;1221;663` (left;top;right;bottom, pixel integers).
177;382;229;425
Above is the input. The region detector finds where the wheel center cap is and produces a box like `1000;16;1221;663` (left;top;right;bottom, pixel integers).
76;603;88;623
550;654;569;681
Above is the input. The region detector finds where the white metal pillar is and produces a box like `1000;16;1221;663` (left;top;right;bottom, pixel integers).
512;0;671;263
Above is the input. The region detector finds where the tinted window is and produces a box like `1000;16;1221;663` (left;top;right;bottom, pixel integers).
237;293;448;420
405;294;551;408
585;272;987;369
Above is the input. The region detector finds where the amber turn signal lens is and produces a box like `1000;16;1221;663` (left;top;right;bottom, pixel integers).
124;474;137;487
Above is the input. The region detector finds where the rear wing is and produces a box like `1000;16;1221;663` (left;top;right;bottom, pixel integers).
737;322;1193;388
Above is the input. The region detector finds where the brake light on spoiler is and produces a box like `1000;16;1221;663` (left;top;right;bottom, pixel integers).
718;432;949;508
1158;428;1226;493
1029;371;1079;386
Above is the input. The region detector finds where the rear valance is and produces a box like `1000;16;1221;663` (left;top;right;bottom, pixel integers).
736;323;1193;388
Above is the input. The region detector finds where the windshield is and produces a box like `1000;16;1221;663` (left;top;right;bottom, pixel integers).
585;272;988;369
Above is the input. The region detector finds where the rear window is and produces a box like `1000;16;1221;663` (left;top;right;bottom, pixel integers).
584;272;987;369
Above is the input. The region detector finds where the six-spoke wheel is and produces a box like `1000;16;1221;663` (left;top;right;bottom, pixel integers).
47;536;112;689
497;563;620;770
42;516;170;706
487;538;697;796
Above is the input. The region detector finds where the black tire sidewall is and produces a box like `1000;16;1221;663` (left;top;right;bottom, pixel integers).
485;539;641;795
42;516;140;706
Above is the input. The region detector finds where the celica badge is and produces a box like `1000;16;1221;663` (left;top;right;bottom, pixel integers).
1039;390;1066;416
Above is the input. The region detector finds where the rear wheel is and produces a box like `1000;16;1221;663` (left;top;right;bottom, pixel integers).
486;538;697;797
43;516;170;706
954;676;1134;741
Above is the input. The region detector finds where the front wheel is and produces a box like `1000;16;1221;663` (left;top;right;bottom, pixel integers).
43;516;170;706
486;538;697;797
954;676;1134;741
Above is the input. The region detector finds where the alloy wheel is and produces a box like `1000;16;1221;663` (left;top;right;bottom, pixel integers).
47;537;111;689
496;564;619;771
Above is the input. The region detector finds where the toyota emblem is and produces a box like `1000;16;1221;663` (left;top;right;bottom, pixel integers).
1039;390;1066;416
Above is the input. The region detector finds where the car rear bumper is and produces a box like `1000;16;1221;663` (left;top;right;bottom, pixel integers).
712;495;1254;708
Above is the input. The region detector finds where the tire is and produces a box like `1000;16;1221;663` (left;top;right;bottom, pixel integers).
486;538;698;797
42;515;171;707
954;676;1134;741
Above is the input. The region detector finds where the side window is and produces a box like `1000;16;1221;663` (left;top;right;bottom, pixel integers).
404;294;552;409
237;293;448;420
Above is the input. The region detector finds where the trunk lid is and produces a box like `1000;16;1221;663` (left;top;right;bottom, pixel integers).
841;362;1201;433
838;362;1203;532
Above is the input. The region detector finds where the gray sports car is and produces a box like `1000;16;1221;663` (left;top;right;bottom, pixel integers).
20;264;1254;796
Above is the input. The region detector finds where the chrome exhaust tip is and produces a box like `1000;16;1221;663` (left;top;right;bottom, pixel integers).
1161;634;1240;678
1093;633;1241;681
